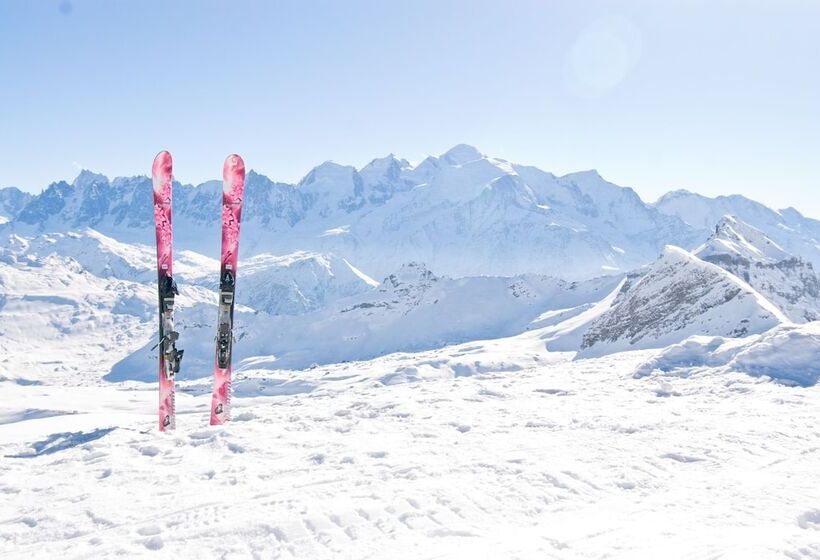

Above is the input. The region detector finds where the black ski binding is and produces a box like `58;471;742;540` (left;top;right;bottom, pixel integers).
216;322;232;369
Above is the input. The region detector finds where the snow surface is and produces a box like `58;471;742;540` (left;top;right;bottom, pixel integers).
634;322;820;386
3;339;820;558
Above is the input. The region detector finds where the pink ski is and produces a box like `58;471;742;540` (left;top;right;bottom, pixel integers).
152;151;183;431
210;154;245;425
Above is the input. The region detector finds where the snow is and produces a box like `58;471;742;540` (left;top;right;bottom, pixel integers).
1;144;702;280
3;341;820;558
694;215;790;263
692;216;820;322
579;246;786;357
343;258;379;288
635;322;820;386
656;190;820;271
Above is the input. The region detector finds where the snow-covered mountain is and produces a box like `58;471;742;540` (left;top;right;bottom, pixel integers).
0;229;378;317
693;216;820;322
694;215;791;263
6;144;820;387
0;249;162;385
109;262;623;381
578;245;786;357
655;189;820;270
0;186;31;224
237;251;378;315
2;145;702;279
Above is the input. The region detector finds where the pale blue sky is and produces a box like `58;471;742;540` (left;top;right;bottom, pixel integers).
1;0;818;215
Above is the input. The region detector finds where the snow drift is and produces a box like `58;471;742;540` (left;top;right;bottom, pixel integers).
633;322;820;386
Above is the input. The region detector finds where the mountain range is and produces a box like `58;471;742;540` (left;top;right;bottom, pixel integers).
2;145;820;384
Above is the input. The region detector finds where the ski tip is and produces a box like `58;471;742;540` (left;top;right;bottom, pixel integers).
152;150;173;180
223;154;245;178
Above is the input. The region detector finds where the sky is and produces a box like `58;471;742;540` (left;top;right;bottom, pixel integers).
1;0;818;215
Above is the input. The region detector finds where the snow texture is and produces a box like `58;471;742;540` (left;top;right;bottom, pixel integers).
2;341;820;558
634;322;820;386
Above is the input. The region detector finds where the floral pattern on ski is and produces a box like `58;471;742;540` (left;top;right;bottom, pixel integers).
152;150;176;431
210;154;245;425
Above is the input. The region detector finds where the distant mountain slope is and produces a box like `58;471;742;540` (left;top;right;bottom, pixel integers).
2;145;701;280
239;263;621;370
694;215;790;263
110;263;623;380
578;246;786;357
0;187;32;224
694;216;820;322
237;252;378;315
655;190;820;270
0;229;377;317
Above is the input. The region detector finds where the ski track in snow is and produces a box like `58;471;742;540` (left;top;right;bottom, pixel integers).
2;351;820;559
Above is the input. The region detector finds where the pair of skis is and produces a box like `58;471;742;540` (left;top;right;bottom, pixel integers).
152;151;245;431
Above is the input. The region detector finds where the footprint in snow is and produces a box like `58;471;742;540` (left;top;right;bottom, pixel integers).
143;535;164;550
227;442;245;454
137;525;162;536
534;388;571;396
797;509;820;530
661;452;705;463
448;422;471;433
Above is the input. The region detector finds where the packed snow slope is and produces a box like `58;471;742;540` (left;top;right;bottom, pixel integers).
3;335;820;559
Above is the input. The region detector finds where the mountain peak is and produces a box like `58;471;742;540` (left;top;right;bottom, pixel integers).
694;215;790;264
563;169;603;181
298;161;358;189
360;154;410;176
72;169;109;189
659;244;696;265
440;144;483;165
382;262;437;288
579;243;785;357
